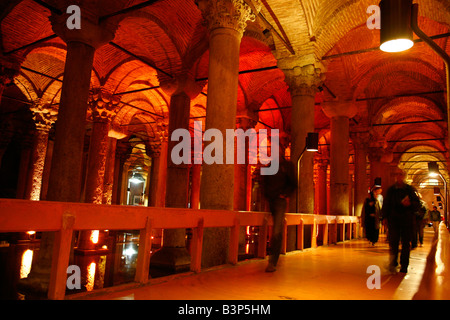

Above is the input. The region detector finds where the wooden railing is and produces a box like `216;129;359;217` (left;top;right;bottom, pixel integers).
0;199;360;300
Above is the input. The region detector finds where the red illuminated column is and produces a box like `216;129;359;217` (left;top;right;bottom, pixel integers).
316;158;329;215
279;60;326;214
322;101;357;216
351;130;370;217
196;0;261;268
25;103;58;201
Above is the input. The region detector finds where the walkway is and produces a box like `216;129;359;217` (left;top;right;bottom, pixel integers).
71;229;436;300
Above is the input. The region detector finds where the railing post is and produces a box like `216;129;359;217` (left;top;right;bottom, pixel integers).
334;218;338;244
190;218;204;273
341;219;345;242
48;212;75;300
297;218;304;250
281;217;287;254
311;217;317;248
257;215;268;258
323;220;329;246
135;217;153;284
228;217;240;265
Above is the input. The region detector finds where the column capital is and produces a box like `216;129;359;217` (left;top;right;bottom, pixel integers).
30;102;58;132
315;158;329;171
322;100;357;119
50;6;118;49
195;0;261;36
279;58;326;97
0;55;23;87
350;130;371;150
88;88;121;122
158;72;204;99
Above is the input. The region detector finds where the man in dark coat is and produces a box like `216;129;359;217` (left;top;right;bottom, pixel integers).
262;135;297;272
382;169;420;273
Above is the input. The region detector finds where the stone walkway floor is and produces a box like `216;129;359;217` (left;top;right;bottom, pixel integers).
72;228;436;300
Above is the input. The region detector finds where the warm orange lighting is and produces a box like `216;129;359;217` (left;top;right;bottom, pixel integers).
101;245;108;249
90;230;99;244
26;231;36;235
20;249;33;279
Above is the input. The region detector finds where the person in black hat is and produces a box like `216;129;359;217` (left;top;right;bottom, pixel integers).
363;186;383;246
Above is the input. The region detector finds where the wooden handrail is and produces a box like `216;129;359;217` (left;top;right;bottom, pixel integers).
0;199;361;299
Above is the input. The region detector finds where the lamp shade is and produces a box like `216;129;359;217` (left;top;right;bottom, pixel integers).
428;161;439;177
379;0;414;52
306;132;319;152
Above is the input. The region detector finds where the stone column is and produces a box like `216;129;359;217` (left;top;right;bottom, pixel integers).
279;59;325;214
322;101;357;216
148;137;168;208
151;74;202;272
234;116;256;211
0;58;21;167
84;88;120;204
102;137;117;205
0;56;22;105
316;158;329;215
25;102;58;200
350;131;370;217
195;0;260;268
15;132;34;199
18;8;118;297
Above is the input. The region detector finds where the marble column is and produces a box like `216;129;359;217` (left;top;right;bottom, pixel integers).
18;8;118;297
322;101;357;216
25;103;58;200
84;88;120;204
350;131;370;217
0;58;21;167
234;116;256;211
151;74;202;272
279;59;326;214
195;0;260;268
316;158;329;215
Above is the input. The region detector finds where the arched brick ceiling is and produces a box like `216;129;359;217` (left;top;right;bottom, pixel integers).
1;0;449;182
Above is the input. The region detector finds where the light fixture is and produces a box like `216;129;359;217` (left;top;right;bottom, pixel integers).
305;132;319;152
129;172;145;184
379;0;414;53
296;132;319;212
428;161;439;177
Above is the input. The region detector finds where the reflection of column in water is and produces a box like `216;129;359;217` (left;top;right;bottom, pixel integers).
86;262;96;291
20;249;34;279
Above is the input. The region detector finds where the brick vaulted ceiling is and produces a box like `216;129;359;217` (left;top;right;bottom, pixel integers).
0;0;449;186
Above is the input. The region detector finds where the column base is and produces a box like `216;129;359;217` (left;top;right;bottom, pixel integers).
17;268;50;300
150;247;191;276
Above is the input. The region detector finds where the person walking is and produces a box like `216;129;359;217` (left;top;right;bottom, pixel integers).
363;186;383;246
382;169;420;273
429;206;442;234
412;200;427;248
261;136;297;272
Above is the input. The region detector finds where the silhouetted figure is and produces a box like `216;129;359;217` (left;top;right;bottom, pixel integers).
412;200;427;248
428;206;442;235
262;140;297;272
363;186;383;246
382;169;420;273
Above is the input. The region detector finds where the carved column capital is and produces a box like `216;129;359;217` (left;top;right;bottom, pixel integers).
195;0;261;36
50;5;118;49
279;59;326;97
88;88;121;122
322;100;358;119
30;102;58;132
